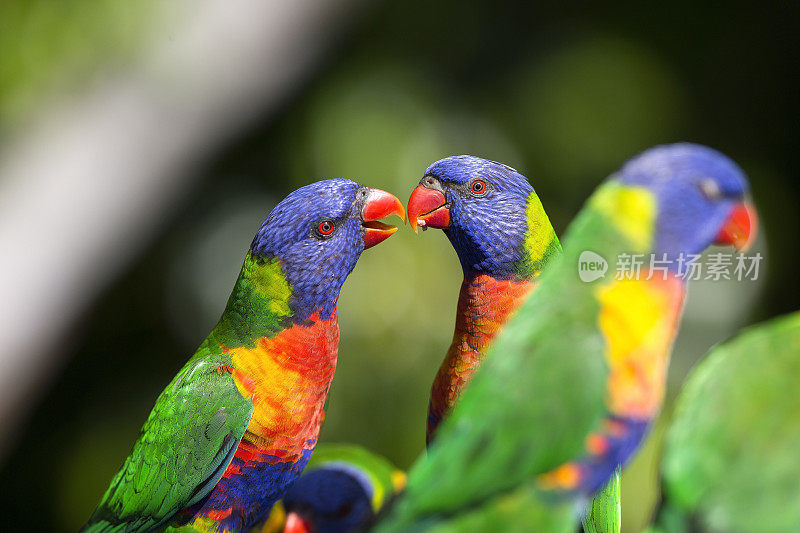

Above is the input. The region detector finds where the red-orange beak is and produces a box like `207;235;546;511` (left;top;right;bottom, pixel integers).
407;184;450;233
284;511;312;533
362;188;405;249
714;200;757;251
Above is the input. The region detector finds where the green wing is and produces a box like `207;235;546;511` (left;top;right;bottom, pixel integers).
423;486;575;533
84;345;253;532
582;467;621;533
658;311;800;532
376;182;655;531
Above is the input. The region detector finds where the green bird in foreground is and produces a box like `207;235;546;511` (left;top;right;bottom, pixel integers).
374;143;756;532
653;311;800;533
406;155;620;533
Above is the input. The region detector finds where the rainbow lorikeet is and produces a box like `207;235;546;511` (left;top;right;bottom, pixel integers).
405;155;621;532
261;444;405;533
82;180;405;533
406;156;562;445
653;311;800;533
376;143;756;532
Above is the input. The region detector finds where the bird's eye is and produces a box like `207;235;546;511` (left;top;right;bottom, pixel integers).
317;220;335;236
470;179;487;195
699;178;722;200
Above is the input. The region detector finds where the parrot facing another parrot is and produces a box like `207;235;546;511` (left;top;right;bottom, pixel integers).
375;143;756;532
406;155;562;444
407;155;623;533
82;180;405;533
262;444;405;533
79;143;763;533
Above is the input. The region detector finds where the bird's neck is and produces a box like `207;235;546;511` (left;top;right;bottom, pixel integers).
428;196;561;440
428;274;535;438
446;194;560;349
452;273;536;360
453;193;561;280
212;253;336;347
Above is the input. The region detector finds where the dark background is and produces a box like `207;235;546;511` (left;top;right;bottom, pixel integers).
0;2;797;531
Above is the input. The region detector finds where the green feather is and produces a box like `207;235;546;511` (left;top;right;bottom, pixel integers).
659;311;800;532
582;467;621;533
423;487;575;533
83;349;252;532
83;254;294;532
375;181;657;532
212;254;294;347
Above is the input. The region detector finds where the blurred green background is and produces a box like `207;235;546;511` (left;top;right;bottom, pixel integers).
0;1;797;531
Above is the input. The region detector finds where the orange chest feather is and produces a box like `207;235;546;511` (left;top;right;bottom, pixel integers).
225;312;339;457
433;275;535;409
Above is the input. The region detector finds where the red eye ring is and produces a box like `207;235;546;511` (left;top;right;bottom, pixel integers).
470;179;487;195
317;220;334;235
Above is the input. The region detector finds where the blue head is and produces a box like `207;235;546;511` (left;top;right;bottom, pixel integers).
281;466;375;533
407;155;556;278
250;179;404;320
615;143;756;259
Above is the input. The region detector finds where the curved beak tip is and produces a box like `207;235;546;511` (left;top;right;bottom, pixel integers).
407;184;450;234
361;188;405;249
715;201;758;252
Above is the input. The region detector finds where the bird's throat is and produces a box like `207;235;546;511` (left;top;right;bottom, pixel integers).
427;274;535;440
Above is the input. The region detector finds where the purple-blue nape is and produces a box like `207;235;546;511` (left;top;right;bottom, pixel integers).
617;143;749;197
614;143;754;260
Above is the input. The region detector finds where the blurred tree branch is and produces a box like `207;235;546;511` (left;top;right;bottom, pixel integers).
0;0;361;456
